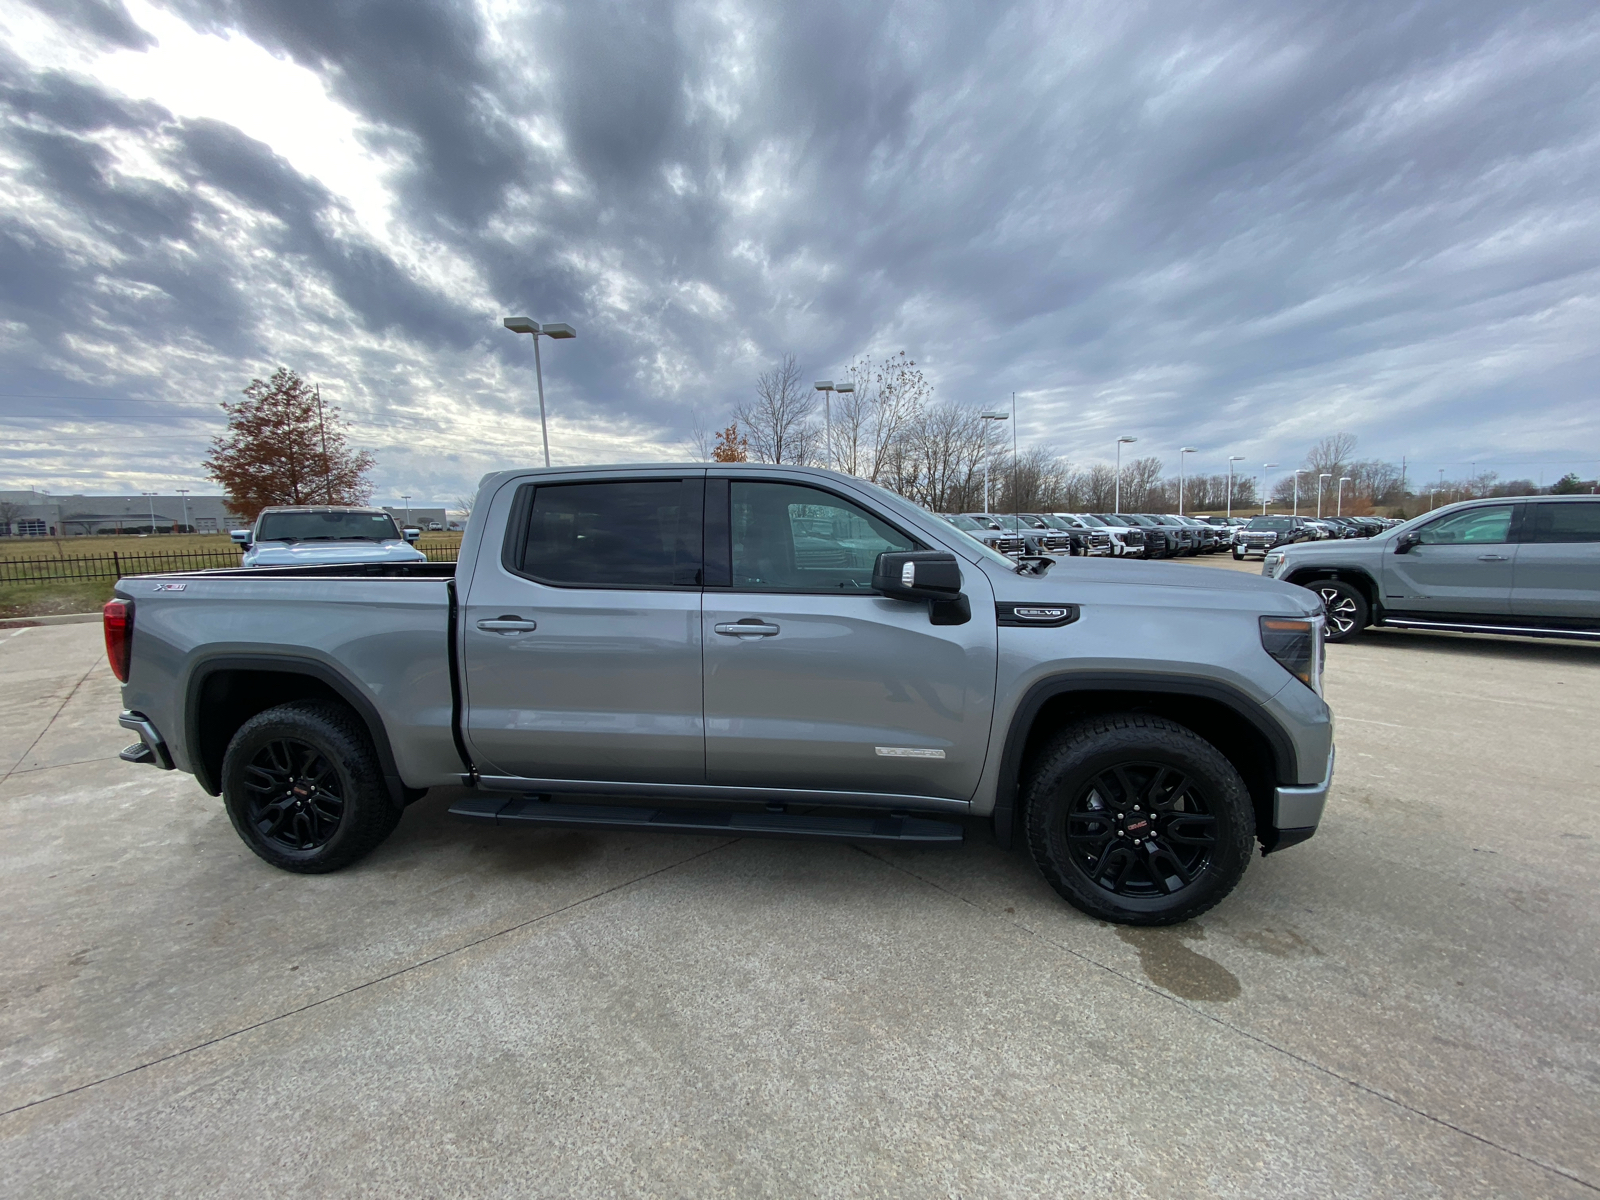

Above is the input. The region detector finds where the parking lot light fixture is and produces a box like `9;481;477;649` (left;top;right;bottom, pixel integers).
1260;464;1278;515
1338;476;1351;517
1317;472;1333;518
832;382;854;471
813;382;835;470
1115;436;1138;513
177;489;190;534
503;317;577;468
981;411;1009;512
1292;469;1306;517
142;491;158;533
1178;447;1198;515
1227;455;1246;519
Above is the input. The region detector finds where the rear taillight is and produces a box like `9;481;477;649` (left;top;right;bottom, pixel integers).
103;599;132;682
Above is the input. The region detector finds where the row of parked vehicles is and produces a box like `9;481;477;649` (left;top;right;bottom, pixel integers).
941;511;1401;561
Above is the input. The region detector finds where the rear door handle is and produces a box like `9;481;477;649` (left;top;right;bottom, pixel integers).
1477;554;1509;562
714;621;780;638
477;616;538;633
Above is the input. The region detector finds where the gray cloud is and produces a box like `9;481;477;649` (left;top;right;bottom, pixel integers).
3;0;1599;499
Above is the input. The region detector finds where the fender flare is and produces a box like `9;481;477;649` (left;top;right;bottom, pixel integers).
1280;564;1383;617
183;652;410;808
990;672;1300;849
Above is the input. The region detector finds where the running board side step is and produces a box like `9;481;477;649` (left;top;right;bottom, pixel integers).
1380;617;1600;641
449;796;964;844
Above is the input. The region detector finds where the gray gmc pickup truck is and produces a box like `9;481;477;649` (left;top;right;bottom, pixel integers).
108;464;1334;925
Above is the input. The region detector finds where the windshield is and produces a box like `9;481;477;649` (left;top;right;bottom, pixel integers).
1073;514;1109;527
946;514;986;531
256;510;402;543
1036;515;1076;530
1094;514;1133;526
1247;517;1293;531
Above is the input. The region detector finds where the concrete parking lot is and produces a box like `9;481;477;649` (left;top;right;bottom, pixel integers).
2;607;1597;1197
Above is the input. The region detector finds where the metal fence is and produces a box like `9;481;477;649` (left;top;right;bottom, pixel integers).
0;542;461;585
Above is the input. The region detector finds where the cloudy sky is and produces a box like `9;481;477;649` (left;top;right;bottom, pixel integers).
2;0;1598;503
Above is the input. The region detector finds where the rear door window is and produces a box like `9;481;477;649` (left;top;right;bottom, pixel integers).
511;479;703;588
1531;502;1600;543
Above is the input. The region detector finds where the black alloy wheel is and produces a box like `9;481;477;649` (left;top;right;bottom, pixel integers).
242;738;345;852
221;700;401;873
1310;578;1368;643
1065;763;1215;898
1024;714;1255;924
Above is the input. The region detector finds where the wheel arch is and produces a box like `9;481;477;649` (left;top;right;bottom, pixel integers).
991;674;1296;851
1283;565;1381;618
184;654;413;809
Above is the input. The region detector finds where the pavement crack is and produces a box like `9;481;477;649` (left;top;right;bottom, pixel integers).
0;838;739;1120
851;845;1600;1195
0;659;100;786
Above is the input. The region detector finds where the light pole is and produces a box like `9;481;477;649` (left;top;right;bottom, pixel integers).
502;317;577;468
1292;470;1305;516
1114;436;1137;514
177;489;190;533
401;495;412;527
1317;473;1332;518
1178;447;1198;515
1337;476;1351;517
142;491;158;534
1260;464;1278;515
981;412;1009;512
1226;456;1245;519
812;381;835;469
833;381;854;471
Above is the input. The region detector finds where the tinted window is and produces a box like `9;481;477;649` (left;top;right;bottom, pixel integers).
517;479;701;587
1247;517;1292;531
731;481;916;591
257;510;401;542
1532;502;1600;543
1418;505;1513;545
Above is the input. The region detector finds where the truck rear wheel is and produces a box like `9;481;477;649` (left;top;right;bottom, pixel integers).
221;701;400;873
1023;714;1255;925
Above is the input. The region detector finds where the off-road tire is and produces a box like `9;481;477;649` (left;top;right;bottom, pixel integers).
1306;578;1368;643
1023;714;1255;925
221;701;400;873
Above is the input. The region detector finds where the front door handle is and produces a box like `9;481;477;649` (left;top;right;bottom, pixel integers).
477;616;538;633
714;621;780;638
1477;554;1510;562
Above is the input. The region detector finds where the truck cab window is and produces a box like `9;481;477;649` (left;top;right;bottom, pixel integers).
1416;505;1513;545
517;479;702;587
729;481;915;591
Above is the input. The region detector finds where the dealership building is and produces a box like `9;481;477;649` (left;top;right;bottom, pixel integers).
0;492;454;537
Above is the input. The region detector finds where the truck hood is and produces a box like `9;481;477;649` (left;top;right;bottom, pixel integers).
985;557;1323;617
244;540;427;566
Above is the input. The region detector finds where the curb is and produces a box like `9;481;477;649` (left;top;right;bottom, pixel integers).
0;612;102;628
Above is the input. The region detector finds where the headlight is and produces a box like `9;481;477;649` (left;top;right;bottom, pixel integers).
1260;616;1322;693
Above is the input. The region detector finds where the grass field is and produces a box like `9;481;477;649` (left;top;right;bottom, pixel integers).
0;532;464;617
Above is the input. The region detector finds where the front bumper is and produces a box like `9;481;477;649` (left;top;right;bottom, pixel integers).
1265;745;1334;853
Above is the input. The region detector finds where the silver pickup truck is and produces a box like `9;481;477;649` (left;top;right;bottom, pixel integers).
108;464;1335;926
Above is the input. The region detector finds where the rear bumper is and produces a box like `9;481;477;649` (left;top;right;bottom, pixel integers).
1265;745;1334;853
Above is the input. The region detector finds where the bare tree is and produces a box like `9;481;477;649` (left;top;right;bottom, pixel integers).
834;351;932;483
684;409;715;461
1305;433;1358;484
0;499;23;537
1117;456;1164;511
735;355;819;465
1080;463;1118;511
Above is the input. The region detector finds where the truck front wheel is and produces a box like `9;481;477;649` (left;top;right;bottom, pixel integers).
1308;578;1367;643
221;701;401;873
1023;715;1255;925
